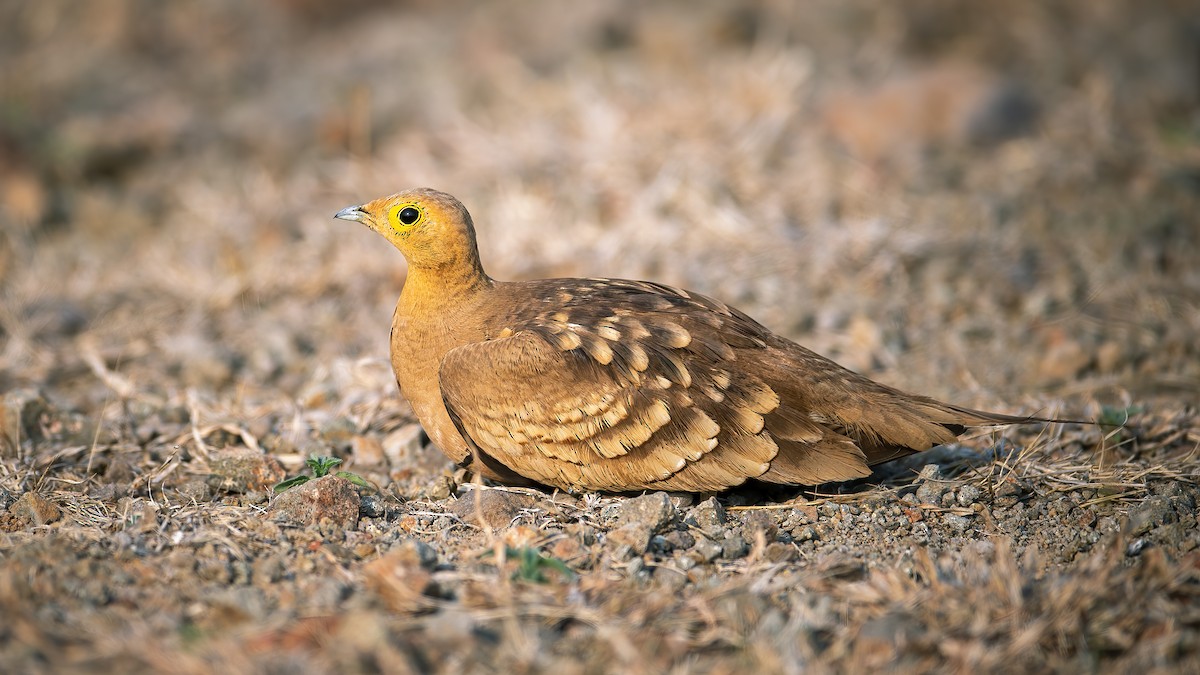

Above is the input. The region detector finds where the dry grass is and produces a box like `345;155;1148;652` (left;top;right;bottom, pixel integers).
2;0;1199;672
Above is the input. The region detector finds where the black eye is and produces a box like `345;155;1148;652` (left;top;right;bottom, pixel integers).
398;207;420;225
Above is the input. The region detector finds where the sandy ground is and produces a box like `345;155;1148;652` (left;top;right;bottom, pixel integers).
1;1;1199;672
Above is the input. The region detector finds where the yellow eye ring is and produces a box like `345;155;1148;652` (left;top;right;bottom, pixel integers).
389;203;423;230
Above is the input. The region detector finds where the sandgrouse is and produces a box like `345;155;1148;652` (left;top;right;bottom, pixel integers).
337;188;1050;493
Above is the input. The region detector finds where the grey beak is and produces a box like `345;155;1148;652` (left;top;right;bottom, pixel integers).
334;205;367;222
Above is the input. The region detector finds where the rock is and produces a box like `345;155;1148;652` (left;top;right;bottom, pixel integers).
944;513;973;532
821;64;1036;165
607;523;652;556
449;488;538;528
382;424;426;466
956;484;983;506
207;447;287;494
359;493;386;518
742;511;779;542
604;492;677;556
692;538;723;563
426;475;456;500
857;610;924;659
792;525;818;542
319;417;358;448
362;540;439;614
0;388;98;456
174;477;212;502
1126;539;1150;557
662;530;696;551
350;435;385;467
9;492;61;526
0;389;46;456
764;542;797;563
690;497;727;531
720;533;749;559
613;492;676;533
914;465;947;505
271;475;361;528
1128;495;1173;536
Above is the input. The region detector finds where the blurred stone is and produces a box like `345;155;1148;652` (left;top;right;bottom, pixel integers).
858;610;924;659
0;389;45;456
1;389;97;456
207;447;287;494
87;482;126;502
1096;341;1124;373
691;538;723;563
382;424;425;466
822;64;1037;164
174;477;213;502
362;540;439;614
271;475;361;528
764;542;797;563
1038;329;1090;383
449;488;538;528
351;435;385;467
24;298;89;339
1128;496;1173;536
426;474;456;501
607;523;652;556
0;171;48;225
720;532;749;559
662;529;696;551
944;513;973;532
742;511;779;541
319;417;358;448
9;492;61;526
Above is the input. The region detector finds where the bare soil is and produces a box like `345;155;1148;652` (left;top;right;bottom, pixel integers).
2;1;1198;673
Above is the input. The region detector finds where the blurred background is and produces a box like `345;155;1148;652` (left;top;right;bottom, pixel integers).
2;0;1198;440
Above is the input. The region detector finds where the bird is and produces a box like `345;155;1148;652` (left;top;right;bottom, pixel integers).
336;188;1058;493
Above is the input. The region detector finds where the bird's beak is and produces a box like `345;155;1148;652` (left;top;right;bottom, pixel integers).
334;205;367;222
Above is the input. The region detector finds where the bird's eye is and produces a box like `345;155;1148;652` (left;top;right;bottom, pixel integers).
398;207;420;225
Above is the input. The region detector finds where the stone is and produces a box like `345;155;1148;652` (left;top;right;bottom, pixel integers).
613;491;676;533
359;493;386;518
690;497;727;531
271;475;361;528
350;435;385;467
207;447;287;494
9;492;61;526
362;540;439;614
914;465;947;505
956;484;983;506
1128;495;1173;536
449;488;538;528
382;424;426;466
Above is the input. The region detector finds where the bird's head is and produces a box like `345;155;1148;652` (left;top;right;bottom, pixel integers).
335;188;483;273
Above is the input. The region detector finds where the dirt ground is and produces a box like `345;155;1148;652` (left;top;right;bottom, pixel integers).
2;1;1199;673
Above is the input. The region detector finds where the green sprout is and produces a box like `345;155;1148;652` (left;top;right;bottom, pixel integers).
1097;404;1142;428
273;455;371;493
483;546;575;584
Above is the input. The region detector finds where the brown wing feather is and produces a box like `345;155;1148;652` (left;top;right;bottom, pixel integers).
440;277;1061;492
438;279;793;492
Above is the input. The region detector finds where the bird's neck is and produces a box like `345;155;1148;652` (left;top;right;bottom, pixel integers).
398;256;494;315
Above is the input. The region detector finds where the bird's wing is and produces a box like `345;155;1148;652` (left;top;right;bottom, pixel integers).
437;279;805;492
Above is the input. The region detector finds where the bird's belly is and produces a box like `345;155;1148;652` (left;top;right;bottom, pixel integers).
389;331;472;465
